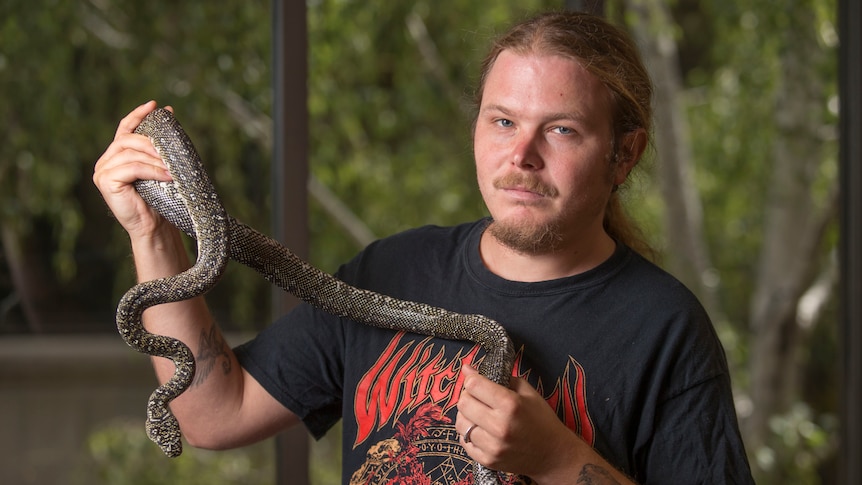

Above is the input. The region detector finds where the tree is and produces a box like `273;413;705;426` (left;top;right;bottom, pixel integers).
619;0;839;482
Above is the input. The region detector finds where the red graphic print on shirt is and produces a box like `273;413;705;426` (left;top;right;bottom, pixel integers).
350;332;594;484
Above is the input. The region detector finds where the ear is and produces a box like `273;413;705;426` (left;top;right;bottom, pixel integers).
613;128;647;185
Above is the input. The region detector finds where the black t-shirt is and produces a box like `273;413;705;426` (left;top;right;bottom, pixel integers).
235;219;754;484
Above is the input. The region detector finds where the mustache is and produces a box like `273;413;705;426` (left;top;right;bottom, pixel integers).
492;173;558;198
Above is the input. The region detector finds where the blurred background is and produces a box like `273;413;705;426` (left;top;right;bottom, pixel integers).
0;0;843;483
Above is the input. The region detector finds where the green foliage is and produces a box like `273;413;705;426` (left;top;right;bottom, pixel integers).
673;0;839;482
82;420;344;485
79;420;274;485
684;0;839;332
310;423;343;485
753;403;839;485
306;0;558;271
0;1;275;330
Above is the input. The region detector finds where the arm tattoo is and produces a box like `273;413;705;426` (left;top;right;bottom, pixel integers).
576;464;622;485
191;325;232;387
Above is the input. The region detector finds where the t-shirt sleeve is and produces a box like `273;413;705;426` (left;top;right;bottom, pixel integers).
234;301;346;440
635;369;754;484
615;262;754;483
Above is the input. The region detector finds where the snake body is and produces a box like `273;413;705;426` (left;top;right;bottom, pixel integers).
120;108;515;483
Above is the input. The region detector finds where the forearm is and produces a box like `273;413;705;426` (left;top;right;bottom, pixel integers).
531;431;636;485
129;226;246;447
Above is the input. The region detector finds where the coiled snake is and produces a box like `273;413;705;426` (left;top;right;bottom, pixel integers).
116;108;515;484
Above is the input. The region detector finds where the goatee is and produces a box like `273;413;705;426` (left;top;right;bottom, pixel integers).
486;218;564;255
486;173;563;254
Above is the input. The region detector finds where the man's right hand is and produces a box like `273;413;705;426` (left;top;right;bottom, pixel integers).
93;100;176;241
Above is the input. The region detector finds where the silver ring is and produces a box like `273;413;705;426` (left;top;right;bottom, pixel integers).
463;424;478;444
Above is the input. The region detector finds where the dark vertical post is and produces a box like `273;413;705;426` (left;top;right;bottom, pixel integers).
565;0;605;15
272;1;310;484
839;0;862;482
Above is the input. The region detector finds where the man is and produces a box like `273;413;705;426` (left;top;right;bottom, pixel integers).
94;11;753;484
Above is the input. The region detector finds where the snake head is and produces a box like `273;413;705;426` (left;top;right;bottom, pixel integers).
145;406;184;458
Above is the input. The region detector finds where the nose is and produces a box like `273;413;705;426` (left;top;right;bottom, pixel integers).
511;130;543;170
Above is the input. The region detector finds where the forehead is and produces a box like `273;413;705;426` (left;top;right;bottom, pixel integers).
481;50;614;125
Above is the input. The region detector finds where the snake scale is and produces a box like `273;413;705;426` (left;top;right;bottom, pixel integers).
116;108;515;484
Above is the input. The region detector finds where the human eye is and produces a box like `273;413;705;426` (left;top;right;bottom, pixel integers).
495;118;514;128
551;125;575;135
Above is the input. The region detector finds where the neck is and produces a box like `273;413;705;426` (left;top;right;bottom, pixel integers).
479;227;616;282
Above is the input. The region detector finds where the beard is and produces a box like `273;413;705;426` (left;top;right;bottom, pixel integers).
485;172;564;254
486;217;564;254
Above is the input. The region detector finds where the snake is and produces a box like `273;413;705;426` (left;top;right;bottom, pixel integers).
115;108;515;484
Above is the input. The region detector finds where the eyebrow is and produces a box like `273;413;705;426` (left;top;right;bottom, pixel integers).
480;103;589;125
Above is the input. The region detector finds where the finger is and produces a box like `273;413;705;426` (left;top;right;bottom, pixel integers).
94;149;172;194
461;363;512;408
455;410;483;448
462;423;480;445
96;133;163;171
115;100;159;138
457;365;490;418
509;375;538;397
455;405;476;439
456;367;501;450
99;102;164;167
95;142;169;187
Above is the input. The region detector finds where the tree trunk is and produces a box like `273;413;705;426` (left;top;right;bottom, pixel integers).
625;0;720;318
1;225;48;332
744;5;835;450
